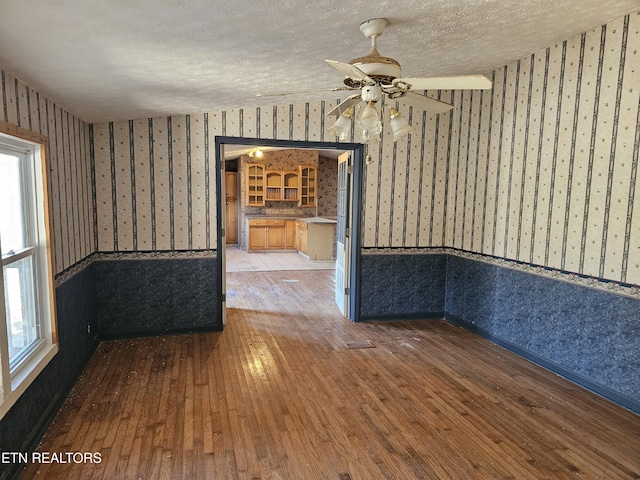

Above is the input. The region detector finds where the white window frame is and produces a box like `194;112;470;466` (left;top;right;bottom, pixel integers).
0;124;58;420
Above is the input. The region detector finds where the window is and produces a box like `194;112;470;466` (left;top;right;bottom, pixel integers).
0;128;58;420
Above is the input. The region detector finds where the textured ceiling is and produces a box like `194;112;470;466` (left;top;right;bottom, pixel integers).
0;0;637;123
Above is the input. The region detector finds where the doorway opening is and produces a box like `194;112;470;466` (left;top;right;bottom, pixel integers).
215;137;364;327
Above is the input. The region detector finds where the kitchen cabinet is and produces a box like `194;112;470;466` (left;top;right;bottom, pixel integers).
295;221;308;255
247;163;265;206
285;220;297;249
265;171;283;200
298;166;316;207
265;170;300;201
248;220;267;250
296;218;336;260
247;217;336;258
246;163;315;205
266;220;285;249
248;219;286;251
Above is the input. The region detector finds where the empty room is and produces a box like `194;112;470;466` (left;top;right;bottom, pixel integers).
0;1;639;479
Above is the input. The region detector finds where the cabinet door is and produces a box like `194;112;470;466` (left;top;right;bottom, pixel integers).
266;220;284;249
285;220;297;249
298;222;308;254
299;166;317;207
248;225;267;250
294;221;301;251
249;227;267;250
247;164;265;206
267;225;285;249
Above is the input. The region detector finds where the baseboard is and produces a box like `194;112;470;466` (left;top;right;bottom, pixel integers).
2;323;221;480
445;313;640;416
358;312;445;322
98;324;223;341
2;340;99;480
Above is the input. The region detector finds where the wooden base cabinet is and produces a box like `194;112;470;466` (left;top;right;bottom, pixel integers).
248;221;267;250
247;218;335;259
296;220;335;260
248;219;286;251
285;220;297;249
295;221;308;255
266;221;285;249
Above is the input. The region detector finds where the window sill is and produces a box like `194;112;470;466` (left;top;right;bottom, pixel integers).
0;343;58;420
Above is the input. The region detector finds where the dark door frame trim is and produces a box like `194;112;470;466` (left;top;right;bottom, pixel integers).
214;136;365;326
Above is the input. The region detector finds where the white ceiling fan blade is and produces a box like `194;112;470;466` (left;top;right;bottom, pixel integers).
396;92;454;114
256;86;354;98
325;59;375;84
326;94;362;116
393;75;493;91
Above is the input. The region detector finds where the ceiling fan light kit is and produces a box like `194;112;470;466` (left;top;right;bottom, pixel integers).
328;101;415;143
387;105;414;141
259;17;492;145
358;101;382;132
327;105;355;140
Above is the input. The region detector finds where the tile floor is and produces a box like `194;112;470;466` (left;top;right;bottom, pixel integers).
224;244;335;272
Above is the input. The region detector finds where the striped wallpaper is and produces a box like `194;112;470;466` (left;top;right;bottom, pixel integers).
0;70;93;275
92;116;216;253
2;9;638;289
90;101;453;253
443;11;640;287
89;9;640;288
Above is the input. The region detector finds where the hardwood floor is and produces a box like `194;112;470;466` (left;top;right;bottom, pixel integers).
22;269;640;479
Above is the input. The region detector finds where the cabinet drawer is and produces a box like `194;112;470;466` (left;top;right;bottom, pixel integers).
267;219;284;226
248;219;266;226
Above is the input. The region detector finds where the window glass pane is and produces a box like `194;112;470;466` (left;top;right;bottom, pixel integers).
0;152;27;256
3;255;41;370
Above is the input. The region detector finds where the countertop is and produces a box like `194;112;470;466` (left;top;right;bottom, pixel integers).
297;217;337;224
245;215;337;224
245;214;309;219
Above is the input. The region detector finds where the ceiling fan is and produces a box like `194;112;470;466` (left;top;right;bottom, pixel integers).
258;18;493;141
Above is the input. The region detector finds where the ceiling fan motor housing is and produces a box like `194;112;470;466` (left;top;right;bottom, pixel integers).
320;17;491;115
350;58;401;85
361;85;383;102
346;17;402;86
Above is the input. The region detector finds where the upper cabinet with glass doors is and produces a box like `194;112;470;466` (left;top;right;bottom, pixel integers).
246;163;265;206
246;163;316;206
298;166;317;207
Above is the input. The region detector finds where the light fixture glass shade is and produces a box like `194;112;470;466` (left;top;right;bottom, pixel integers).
328;114;352;140
328;105;355;140
358;101;382;131
388;106;414;141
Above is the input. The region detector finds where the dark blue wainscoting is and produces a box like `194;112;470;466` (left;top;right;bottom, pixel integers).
358;251;639;414
0;264;99;480
95;257;219;338
359;253;447;320
445;255;640;414
1;255;219;479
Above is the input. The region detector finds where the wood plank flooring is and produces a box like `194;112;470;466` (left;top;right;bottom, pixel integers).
21;269;640;479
